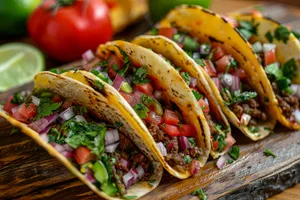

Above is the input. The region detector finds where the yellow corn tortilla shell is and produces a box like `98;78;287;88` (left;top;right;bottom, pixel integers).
132;35;234;158
63;40;211;178
156;5;277;140
0;71;163;200
231;13;300;130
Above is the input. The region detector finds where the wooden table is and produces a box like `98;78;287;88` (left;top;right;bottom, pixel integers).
1;1;300;199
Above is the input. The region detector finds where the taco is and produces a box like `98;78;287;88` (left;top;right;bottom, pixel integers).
149;5;277;140
224;12;300;130
132;35;235;158
62;40;211;178
0;72;163;199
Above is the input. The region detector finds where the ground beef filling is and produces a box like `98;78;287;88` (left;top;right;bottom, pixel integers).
148;124;203;173
272;83;300;119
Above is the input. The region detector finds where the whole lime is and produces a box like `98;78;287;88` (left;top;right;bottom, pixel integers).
0;0;42;37
149;0;211;23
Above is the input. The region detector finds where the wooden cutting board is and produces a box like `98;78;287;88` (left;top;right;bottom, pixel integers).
0;2;300;200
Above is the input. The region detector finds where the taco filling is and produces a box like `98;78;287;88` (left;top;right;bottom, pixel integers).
81;49;204;175
151;27;269;134
3;90;152;197
226;17;300;125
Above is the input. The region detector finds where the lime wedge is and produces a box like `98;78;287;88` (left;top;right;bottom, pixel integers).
0;43;45;92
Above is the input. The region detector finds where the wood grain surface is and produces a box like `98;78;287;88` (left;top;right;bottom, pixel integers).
0;1;300;200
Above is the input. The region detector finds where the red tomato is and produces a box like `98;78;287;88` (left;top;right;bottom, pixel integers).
28;0;113;62
215;55;231;73
223;135;236;151
145;111;162;125
51;94;63;103
162;109;180;125
233;68;247;80
264;49;277;66
198;99;209;114
62;100;73;109
158;27;177;39
3;95;18;114
222;15;238;27
203;60;217;77
74;146;94;165
161;124;180;136
108;54;124;79
120;91;134;105
13;103;37;122
136;83;154;96
212;140;219;150
213;46;225;61
178;124;197;137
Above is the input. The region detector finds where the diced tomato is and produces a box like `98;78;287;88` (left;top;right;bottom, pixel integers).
12;111;27;122
51;94;62;103
161;124;180;136
145;111;162;125
215;55;231;73
12;103;37;123
198;98;210;114
62;100;73;109
233;68;247;80
136;83;154;96
212;140;219;150
203;60;217;77
158;27;177;39
250;10;263;17
162;109;180;125
120;91;134;105
3;95;18;114
148;76;162;91
222;15;238;27
108;54;124;79
73;146;94;165
264;49;277;66
167;141;175;151
223;135;236;151
178;124;197;137
212;46;225;61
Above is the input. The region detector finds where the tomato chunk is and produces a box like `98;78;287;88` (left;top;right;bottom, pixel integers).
215;55;231;73
3;95;18;114
212;46;225;61
145;111;162;125
232;68;247;80
264;49;277;66
74;146;94;165
158;27;177;39
178;124;197;137
161;124;180;136
120;91;134;105
198;98;210;114
212;140;219;150
162;109;180;125
51;94;63;103
203;60;217;77
108;54;124;79
136;83;154;96
62;100;73;109
12;103;37;123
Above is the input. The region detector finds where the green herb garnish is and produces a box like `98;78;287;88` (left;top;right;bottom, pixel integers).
282;58;297;79
133;103;149;119
265;31;273;43
181;72;191;85
11;92;23;104
274;25;290;43
184;155;192;164
191;188;207;200
94;80;105;90
188;138;196;147
228;146;240;160
132;66;149;85
192;90;202;101
264;149;276;158
183;36;199;51
35;97;62;119
150;28;158;35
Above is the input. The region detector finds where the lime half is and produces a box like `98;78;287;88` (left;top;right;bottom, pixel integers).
0;43;45;92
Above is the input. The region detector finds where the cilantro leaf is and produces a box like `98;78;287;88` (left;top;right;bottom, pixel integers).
274;26;290;43
192;90;202;101
181;72;191;85
228;146;240;160
188;137;196;147
36;98;62;119
191;188;207;200
265;31;273;43
71;106;88;115
132;66;149;85
94;80;105;90
195;58;206;66
213;124;228;152
282;58;297;79
184;155;192;164
150;28;158;35
99;60;108;67
264;149;276;158
133;103;149;119
226;91;257;105
265;63;282;79
123;196;138;200
48;128;65;144
248;126;259;134
183;36;199;51
11;92;23;104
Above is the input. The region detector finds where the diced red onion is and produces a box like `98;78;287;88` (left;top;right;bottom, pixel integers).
231;75;240;94
105;129;119;145
216;155;229;169
293;109;300;123
40;127;51;135
29;113;58;133
192;52;201;59
40;133;49;143
189;160;200;175
199;45;211;55
119;158;130;171
153;90;163;101
101;72;108;78
252;41;263;53
221;73;233;88
59;107;75;121
291;84;300;98
89;66;102;72
75;115;87;122
63;144;73;152
136;165;145;179
156;142;167;156
11;104;21;114
125;75;133;85
52;143;65;152
31;95;40;106
61;151;73;159
82;50;94;64
190;76;198;88
123;172;135;188
178;136;191;150
263;43;276;53
105;142;119;153
212;77;221;90
129;168;139;181
240;113;251;126
84;172;96;183
204;60;217;76
112;74;125;91
131;90;143;106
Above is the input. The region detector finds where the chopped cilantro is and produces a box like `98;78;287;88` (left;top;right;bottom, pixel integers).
184;155;192;164
274;26;290;43
94;80;105;90
276;77;291;91
191;188;207;200
115;122;122;128
292;30;300;39
181;72;191;85
264;97;269;102
265;31;273;43
35;97;62;119
225;57;238;73
133;103;149;119
264;127;274;135
214;125;227;153
228;91;257;105
188;138;196;147
248;126;259;134
239;21;254;31
132;66;149;85
99;60;108;67
11;92;23;104
264;149;276;158
195;58;206;66
183;36;199;51
228;146;240;160
150;28;158;35
227;159;234;164
175;66;182;71
282;58;297;79
90;68;100;76
71;106;88;115
48;128;65;144
148;179;156;186
208;49;216;61
123;196;138;200
173;34;181;42
112;64;119;72
10;127;20;135
49;68;69;74
265;63;282;79
192;90;202;101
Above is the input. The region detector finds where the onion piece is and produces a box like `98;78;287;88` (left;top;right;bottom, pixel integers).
82;50;94;64
153;90;163;101
63;144;73;152
129;168;139;181
192;52;201;59
75;115;87;122
61;151;73;159
31;95;40;106
105;142;119;153
29;113;58;133
11;104;21;114
263;43;276;53
231;75;240;94
84;172;96;183
252;42;263;53
293;109;300;123
221;74;233;88
240;113;251;126
212;77;221;90
52;143;65;152
131;90;143;106
178;136;191;150
190;76;198;88
112;74;125;91
90;66;102;72
123;172;135;188
189;160;200;175
105;129;119;145
199;44;211;55
40;133;49;143
156;142;167;156
119;158;130;171
40;127;51;135
216;155;230;169
59;107;75;121
136;165;145;179
291;84;300;98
